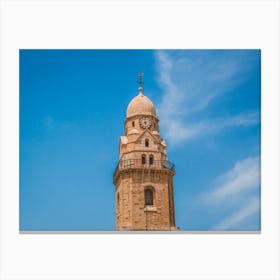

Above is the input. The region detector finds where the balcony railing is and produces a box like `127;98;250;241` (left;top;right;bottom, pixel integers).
113;159;175;179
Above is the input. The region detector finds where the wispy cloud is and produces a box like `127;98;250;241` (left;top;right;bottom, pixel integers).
162;112;260;145
206;156;260;202
200;156;260;230
43;115;76;131
213;196;260;230
43;115;56;130
154;50;260;145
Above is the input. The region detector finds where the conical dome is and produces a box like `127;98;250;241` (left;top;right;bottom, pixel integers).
126;87;156;118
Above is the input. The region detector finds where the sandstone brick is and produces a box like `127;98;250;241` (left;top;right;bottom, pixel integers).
113;87;178;231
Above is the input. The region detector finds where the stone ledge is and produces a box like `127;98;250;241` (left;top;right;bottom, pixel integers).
144;206;157;212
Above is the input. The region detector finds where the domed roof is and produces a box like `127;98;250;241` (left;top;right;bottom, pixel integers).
126;87;156;118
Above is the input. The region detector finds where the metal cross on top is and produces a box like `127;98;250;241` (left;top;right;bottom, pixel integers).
137;72;144;86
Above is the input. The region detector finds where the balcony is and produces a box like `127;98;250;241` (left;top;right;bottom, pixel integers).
113;159;175;179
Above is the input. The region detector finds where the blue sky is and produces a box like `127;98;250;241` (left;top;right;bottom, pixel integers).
20;49;261;231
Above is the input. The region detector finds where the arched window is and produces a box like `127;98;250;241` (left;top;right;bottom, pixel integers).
117;193;120;207
132;121;135;127
145;189;154;205
142;155;146;165
145;139;149;147
149;155;154;165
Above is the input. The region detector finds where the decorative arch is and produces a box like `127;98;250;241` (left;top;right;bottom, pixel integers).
144;187;155;206
141;154;146;165
149;154;154;165
145;139;149;147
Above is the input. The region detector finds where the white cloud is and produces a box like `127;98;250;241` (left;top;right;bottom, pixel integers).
42;115;76;131
154;50;260;146
199;156;261;230
207;156;260;202
43;115;55;130
217;112;259;129
164;112;260;145
213;197;260;230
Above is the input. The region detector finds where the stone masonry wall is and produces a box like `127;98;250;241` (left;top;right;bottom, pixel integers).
115;169;174;231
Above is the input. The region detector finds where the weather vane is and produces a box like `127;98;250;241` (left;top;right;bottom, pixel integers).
137;72;144;87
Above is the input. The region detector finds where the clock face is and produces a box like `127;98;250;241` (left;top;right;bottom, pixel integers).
140;117;151;129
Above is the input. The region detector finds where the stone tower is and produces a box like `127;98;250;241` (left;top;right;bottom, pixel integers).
113;77;178;231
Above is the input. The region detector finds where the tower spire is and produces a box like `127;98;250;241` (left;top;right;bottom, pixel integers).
137;72;144;94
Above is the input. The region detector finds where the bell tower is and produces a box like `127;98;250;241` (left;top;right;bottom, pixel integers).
113;74;178;231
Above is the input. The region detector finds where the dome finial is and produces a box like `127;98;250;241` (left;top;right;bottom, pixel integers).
137;72;144;95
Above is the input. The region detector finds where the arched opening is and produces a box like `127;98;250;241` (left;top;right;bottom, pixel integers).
132;121;135;127
149;155;154;165
142;154;146;165
117;193;120;207
145;139;149;147
145;188;154;205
